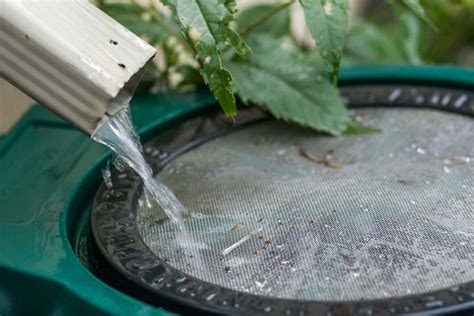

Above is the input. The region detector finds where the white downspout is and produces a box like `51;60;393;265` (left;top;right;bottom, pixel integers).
0;0;157;135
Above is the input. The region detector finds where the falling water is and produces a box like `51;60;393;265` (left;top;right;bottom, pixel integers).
92;106;187;226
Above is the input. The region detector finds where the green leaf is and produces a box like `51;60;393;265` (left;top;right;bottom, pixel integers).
400;11;423;64
97;2;169;44
300;0;349;83
343;18;415;64
226;35;350;135
220;0;237;13
344;121;381;135
204;66;236;114
237;4;291;37
162;0;250;116
402;0;437;31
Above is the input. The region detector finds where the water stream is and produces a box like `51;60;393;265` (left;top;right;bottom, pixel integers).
92;106;187;226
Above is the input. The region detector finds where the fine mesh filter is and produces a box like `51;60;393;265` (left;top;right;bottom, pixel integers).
136;107;473;302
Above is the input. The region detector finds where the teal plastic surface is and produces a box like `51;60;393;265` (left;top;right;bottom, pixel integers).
0;66;473;315
0;90;214;315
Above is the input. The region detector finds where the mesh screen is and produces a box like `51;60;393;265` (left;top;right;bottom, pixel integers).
136;108;473;301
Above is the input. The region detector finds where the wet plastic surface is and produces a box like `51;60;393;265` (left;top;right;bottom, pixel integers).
1;66;473;315
0;90;213;315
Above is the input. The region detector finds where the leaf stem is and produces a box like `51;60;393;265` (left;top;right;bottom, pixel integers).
239;1;294;37
331;63;339;86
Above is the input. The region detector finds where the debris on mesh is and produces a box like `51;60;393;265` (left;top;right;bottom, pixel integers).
137;108;473;301
231;223;243;231
222;226;262;256
299;148;343;169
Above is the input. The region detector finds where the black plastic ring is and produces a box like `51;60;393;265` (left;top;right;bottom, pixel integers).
91;84;474;315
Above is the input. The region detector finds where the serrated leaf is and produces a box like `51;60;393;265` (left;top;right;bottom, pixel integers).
203;66;236;115
402;0;437;31
237;4;291;37
226;35;350;135
300;0;349;83
162;0;251;116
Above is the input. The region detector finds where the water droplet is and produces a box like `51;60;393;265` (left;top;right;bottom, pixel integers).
276;149;286;156
443;166;451;174
102;164;113;189
190;211;204;219
206;293;217;301
416;148;426;155
425;300;443;308
431;94;440;104
388;88;401;102
454;94;468;108
441;94;451;106
415;95;425;104
353;272;360;277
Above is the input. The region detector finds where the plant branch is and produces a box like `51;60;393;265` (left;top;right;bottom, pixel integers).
239;1;294;37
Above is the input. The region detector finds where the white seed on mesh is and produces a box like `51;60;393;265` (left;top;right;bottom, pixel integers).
417;148;426;155
221;226;262;256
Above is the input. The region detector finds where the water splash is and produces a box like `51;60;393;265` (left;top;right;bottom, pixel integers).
92;106;187;226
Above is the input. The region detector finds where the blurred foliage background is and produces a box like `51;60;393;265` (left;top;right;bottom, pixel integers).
2;0;473;135
343;0;474;66
97;0;474;95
